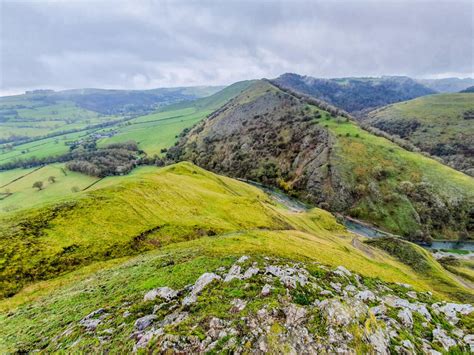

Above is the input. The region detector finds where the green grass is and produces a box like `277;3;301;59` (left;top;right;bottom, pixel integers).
1;162;470;301
0;164;99;214
0;96;117;140
322;116;474;237
366;93;474;166
97;80;255;156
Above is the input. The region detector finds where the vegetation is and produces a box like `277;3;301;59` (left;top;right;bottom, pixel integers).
172;80;474;241
273;73;435;114
365;93;474;175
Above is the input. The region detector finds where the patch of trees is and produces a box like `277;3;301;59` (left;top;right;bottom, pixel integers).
66;141;140;177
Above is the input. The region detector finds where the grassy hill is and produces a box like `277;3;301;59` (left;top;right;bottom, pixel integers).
0;81;253;168
272;73;435;114
365;93;474;175
98;81;255;156
0;162;472;352
171;80;474;241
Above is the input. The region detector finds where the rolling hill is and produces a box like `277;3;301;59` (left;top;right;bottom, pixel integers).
365;93;474;176
272;73;435;115
0;81;253;169
170;80;474;241
1;162;472;353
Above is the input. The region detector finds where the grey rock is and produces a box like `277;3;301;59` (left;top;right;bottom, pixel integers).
224;264;242;282
144;286;178;302
261;284;272;296
335;265;352;277
397;309;413;328
432;327;457;351
367;328;390;355
243;266;259;279
230;298;247;313
464;334;474;352
135;315;157;331
433;302;474;325
237;255;249;263
183;272;221;305
355;290;376;302
79;308;107;331
284;304;307;327
319;299;352;326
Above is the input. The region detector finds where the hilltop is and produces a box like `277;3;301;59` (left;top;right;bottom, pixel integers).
1;162;472;353
365;93;474;176
169;80;473;241
272;73;435;115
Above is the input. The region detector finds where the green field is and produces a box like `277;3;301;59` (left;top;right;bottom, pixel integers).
0;164;99;213
0;95;117;140
1;162;472;352
0;81;254;166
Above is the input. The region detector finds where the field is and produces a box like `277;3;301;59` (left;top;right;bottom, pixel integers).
0;81;254;167
0;164;99;213
0;95;118;140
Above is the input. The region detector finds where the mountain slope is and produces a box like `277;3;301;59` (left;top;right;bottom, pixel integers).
1;162;472;353
170;80;474;241
272;73;435;115
417;78;474;93
365;93;474;176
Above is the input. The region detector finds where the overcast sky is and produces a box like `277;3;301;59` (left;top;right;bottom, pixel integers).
0;0;473;95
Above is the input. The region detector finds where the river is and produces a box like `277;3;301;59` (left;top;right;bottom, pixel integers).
243;179;473;252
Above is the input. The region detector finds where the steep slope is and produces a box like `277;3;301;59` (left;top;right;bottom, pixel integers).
2;162;472;353
170;80;474;241
272;73;435;115
365;93;474;175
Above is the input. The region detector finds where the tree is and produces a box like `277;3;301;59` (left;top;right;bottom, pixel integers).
48;176;56;183
33;181;43;191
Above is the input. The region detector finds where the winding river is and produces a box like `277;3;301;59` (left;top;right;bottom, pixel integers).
243;179;474;252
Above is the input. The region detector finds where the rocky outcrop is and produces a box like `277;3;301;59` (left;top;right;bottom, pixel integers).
51;255;473;353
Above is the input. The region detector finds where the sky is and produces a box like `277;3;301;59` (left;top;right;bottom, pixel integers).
0;0;473;95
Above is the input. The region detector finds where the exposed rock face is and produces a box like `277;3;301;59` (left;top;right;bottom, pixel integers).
170;80;352;211
169;80;473;239
51;255;473;353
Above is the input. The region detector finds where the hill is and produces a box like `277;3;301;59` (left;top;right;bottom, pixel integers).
1;162;472;353
272;73;435;115
417;78;474;93
169;80;474;241
365;93;474;176
0;81;252;169
460;86;474;93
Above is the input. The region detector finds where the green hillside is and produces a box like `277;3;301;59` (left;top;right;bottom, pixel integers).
366;93;474;175
1;162;472;353
172;80;474;240
0;81;253;168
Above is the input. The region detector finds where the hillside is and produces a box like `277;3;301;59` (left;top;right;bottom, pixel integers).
0;81;252;169
417;78;474;93
170;80;474;241
1;162;473;353
365;93;474;175
272;73;435;115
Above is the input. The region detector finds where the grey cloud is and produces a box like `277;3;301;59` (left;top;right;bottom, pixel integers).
1;0;472;95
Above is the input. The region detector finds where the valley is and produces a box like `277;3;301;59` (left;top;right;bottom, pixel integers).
1;76;473;354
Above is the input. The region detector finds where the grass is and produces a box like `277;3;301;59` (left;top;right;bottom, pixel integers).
321;116;474;237
0;162;471;352
1;162;470;301
0;164;99;214
1;229;471;352
366;93;474;161
0;96;117;140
